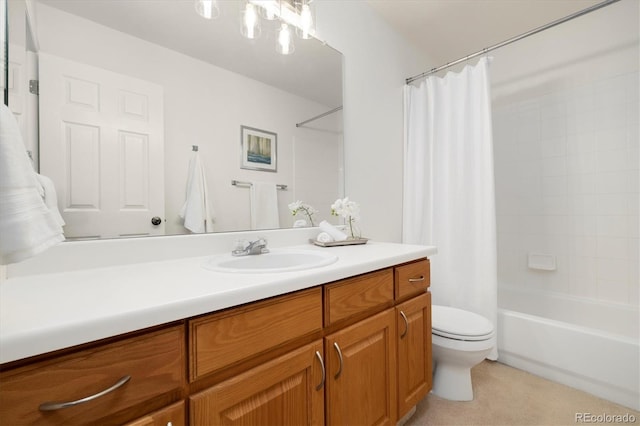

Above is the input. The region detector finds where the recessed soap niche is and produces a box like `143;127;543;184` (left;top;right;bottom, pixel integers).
527;253;557;271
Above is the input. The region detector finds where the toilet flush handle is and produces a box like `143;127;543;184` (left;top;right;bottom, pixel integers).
399;311;409;338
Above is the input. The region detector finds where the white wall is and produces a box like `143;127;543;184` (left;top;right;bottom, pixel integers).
34;3;342;235
314;1;429;242
492;0;639;333
294;114;344;227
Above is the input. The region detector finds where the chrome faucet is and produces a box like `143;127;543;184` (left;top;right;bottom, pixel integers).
232;238;269;256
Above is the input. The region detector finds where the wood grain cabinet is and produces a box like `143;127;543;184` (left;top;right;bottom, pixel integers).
0;258;431;426
395;259;432;419
124;401;186;426
188;287;323;381
323;268;394;326
0;325;185;426
325;309;397;426
395;258;430;301
396;292;432;418
190;340;325;426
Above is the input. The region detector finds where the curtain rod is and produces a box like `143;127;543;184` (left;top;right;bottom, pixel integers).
405;0;620;85
296;106;343;127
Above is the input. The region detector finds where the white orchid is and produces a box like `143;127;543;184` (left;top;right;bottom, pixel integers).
288;200;317;226
331;197;361;238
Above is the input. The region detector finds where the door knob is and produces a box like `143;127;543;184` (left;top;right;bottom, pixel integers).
151;216;162;226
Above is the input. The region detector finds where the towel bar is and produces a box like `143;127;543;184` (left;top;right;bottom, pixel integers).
231;180;287;190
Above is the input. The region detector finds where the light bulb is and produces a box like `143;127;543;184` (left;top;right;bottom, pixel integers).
194;0;219;19
277;23;294;55
241;3;261;39
298;3;313;39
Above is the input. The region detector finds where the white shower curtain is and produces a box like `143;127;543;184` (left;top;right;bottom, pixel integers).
403;57;498;359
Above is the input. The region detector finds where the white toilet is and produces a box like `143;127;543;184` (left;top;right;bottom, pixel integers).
431;305;495;401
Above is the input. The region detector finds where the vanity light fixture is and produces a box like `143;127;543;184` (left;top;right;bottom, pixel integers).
194;0;219;19
276;22;294;55
254;0;278;20
241;2;261;39
296;0;314;39
251;0;315;51
195;0;314;55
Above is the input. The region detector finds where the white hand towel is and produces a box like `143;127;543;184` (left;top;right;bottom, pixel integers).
35;174;65;227
316;232;334;243
319;220;348;242
0;104;65;264
250;182;279;230
179;152;215;233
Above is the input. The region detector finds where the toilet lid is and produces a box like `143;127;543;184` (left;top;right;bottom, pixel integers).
432;305;494;341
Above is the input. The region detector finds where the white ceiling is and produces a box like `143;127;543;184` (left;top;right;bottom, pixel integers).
367;0;603;73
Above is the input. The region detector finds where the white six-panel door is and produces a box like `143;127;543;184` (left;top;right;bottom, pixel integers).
39;52;165;239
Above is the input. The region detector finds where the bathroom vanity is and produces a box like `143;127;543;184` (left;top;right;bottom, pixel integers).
0;238;435;425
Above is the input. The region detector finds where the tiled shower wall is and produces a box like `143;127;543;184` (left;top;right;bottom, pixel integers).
494;70;639;310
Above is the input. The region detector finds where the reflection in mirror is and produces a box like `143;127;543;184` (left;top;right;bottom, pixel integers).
1;0;6;105
10;0;343;240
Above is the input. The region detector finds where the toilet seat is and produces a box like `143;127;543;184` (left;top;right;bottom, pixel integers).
432;305;494;341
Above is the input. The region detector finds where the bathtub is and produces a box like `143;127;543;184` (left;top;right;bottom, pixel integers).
498;289;640;410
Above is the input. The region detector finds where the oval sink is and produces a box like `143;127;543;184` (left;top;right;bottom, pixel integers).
203;248;338;273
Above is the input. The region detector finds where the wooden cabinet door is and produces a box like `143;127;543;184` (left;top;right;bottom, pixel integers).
189;340;325;426
396;292;432;418
125;401;185;426
325;309;397;426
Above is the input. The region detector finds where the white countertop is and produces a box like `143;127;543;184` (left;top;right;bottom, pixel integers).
0;241;436;364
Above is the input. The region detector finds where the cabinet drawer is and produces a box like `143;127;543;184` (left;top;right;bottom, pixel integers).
0;325;185;426
395;259;430;300
324;268;394;326
125;401;185;426
189;288;322;381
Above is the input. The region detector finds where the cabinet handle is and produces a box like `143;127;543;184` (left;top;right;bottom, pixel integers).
408;275;425;283
333;342;343;379
315;351;325;390
39;375;131;411
400;310;409;339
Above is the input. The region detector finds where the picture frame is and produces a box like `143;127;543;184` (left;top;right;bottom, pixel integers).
240;125;277;172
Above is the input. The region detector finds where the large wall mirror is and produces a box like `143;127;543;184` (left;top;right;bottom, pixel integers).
1;0;6;105
6;0;343;240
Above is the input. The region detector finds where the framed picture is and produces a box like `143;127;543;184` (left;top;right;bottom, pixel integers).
240;125;277;172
